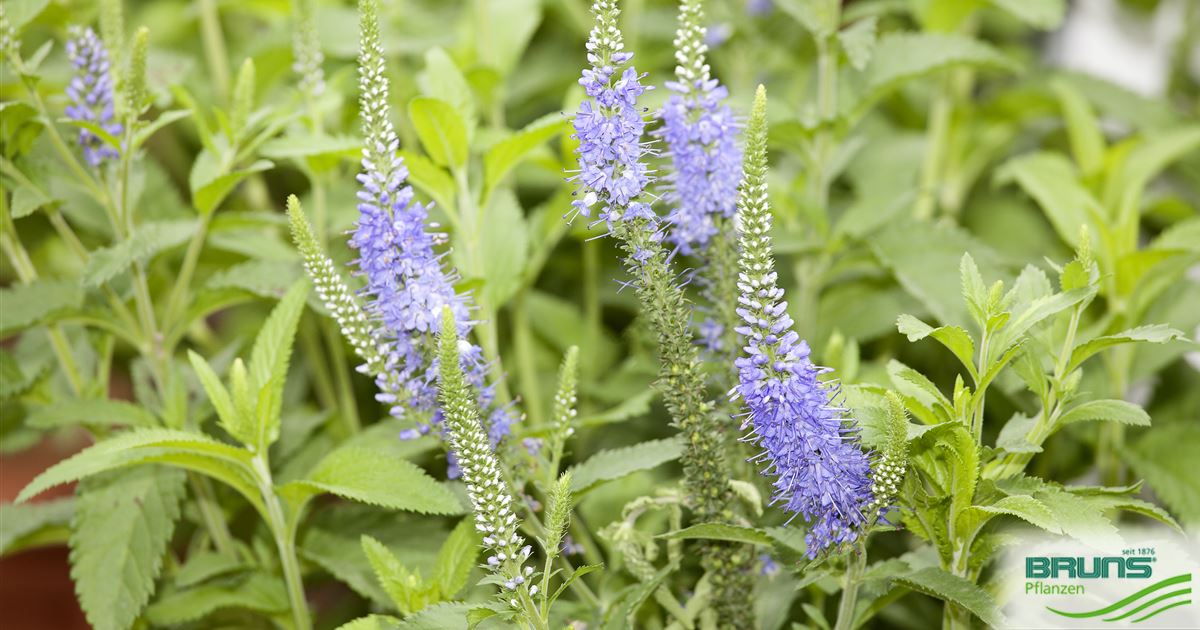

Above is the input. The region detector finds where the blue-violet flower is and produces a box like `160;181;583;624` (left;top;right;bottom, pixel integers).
65;26;122;167
732;86;874;558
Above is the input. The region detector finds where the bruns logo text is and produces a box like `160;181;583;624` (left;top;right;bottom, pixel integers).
1026;556;1154;579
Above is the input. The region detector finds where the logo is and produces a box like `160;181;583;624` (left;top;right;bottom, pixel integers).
1044;573;1192;624
1000;529;1200;629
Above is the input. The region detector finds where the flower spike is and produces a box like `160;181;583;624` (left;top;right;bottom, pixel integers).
732;85;874;558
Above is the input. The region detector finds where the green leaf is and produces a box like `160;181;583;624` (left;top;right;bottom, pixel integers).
1066;325;1184;373
338;615;402;630
1058;399;1150;426
0;279;83;335
0;498;73;555
961;494;1058;536
568;435;685;493
1127;424;1200;527
187;350;249;445
1107;126;1200;223
132;109;191;149
283;446;463;515
260;134;360;160
856;33;1017;116
838;16;878;71
247;279;310;451
896;314;977;378
895;567;1004;628
775;0;839;37
175;552;247;588
478;0;542;75
16;428;257;507
205;259;303;299
657;523;774;546
399;150;456;212
143;572;288;625
70;467;187;630
871;219;1007;328
395;601;471;630
408;97;469;169
482;113;566;200
886;359;951;414
995;151;1100;249
191;159;274;216
417;48;476;132
1050;78;1104;176
59;118;121;153
432;518;478;599
989;0;1065;29
475;188;528;308
5;0;50;28
84;220;198;287
362;535;437;615
27;398;158;429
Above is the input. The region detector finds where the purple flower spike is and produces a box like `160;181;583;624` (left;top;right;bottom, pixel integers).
65;26;122;167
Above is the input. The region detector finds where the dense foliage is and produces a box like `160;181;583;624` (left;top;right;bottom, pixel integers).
1;0;1198;628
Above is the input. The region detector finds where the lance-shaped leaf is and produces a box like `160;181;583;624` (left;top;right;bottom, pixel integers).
247;279;310;452
568;435;685;494
897;314;977;379
281;446;463;515
1066;324;1185;373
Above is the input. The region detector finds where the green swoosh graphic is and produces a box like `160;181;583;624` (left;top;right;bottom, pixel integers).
1132;599;1192;624
1046;573;1191;618
1104;588;1191;621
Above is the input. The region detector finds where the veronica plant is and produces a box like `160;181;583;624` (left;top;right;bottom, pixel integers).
65;26;122;167
732;85;874;558
569;0;754;625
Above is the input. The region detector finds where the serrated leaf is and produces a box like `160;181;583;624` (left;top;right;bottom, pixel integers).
175;552;247;588
657;523;773;546
1127;424;1200;527
838;16;877;71
1058;399;1149;426
205;259;303;298
483;114;566;199
70;467;187;630
395;601;471;630
895;567;1004;627
283;447;463;515
1066;325;1184;373
247;279;309;451
187;350;249;445
0;498;73;555
143;572;288;625
568;435;685;493
887;359;950;413
26;398;158;429
409;97;469;169
132;109;191;149
961;494;1058;536
896;315;976;378
84;220;197;287
0;278;83;335
363;534;436;615
433;518;478;599
16;428;256;507
191;160;273;216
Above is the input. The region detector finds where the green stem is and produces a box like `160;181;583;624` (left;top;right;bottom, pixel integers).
915;75;952;220
581;239;601;386
834;548;866;630
300;317;339;415
512;290;544;426
254;456;311;630
0;227;86;394
164;214;211;331
322;318;361;436
197;0;231;102
189;473;238;556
